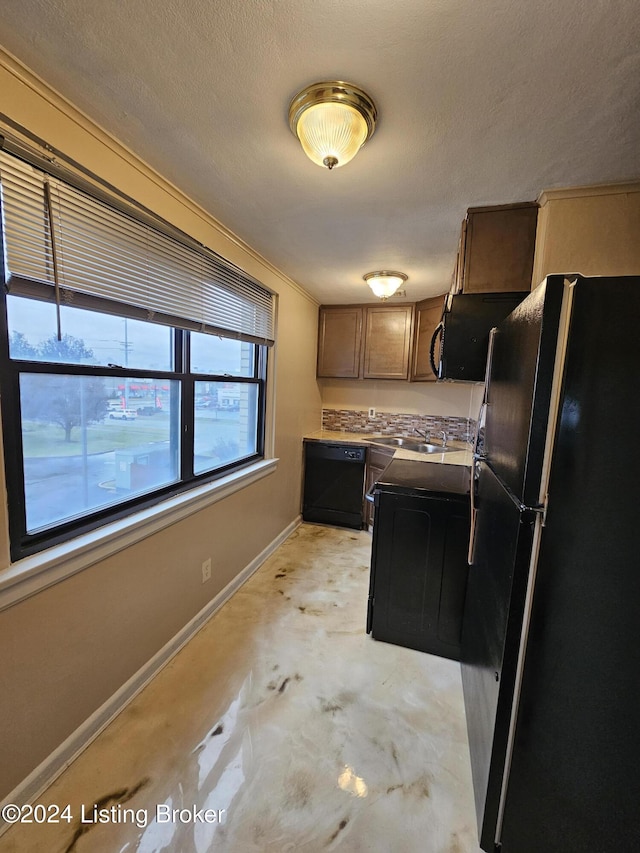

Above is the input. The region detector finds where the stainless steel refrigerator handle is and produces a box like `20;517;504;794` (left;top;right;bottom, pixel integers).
467;458;478;565
467;326;496;565
484;326;498;388
473;401;487;457
469;326;494;458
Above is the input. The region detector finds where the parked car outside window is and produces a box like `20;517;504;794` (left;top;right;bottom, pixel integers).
108;409;138;420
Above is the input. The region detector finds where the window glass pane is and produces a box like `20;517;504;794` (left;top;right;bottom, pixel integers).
7;296;173;371
190;332;255;376
194;381;258;474
19;373;180;532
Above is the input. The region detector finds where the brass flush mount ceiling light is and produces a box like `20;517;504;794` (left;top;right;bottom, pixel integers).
364;271;408;300
288;81;377;170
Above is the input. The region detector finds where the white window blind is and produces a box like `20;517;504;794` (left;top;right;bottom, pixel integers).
0;149;275;345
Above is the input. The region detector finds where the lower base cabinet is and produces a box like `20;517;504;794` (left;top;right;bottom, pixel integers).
367;487;470;660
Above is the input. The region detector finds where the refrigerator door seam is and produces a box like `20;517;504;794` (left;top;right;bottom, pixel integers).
493;279;576;848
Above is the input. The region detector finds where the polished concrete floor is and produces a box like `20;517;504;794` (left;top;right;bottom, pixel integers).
1;524;482;853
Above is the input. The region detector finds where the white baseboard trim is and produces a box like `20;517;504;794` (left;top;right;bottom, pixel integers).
0;515;302;830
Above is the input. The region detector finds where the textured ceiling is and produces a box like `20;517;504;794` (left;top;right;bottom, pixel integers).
1;0;639;304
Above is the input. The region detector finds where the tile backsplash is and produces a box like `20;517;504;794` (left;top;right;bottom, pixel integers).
322;409;476;443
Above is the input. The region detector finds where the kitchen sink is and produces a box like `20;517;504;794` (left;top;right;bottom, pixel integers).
368;436;456;453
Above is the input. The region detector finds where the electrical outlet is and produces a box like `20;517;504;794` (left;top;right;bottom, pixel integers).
201;558;212;583
368;407;376;418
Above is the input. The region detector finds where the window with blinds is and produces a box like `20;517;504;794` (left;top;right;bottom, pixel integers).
0;148;275;345
0;142;271;559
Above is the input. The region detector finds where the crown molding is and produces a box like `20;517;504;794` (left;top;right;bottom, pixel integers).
0;47;319;306
537;180;640;206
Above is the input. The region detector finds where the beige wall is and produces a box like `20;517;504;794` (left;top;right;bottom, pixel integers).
319;378;484;421
532;183;640;286
0;53;321;798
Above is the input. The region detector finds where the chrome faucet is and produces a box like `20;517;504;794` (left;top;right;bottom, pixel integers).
440;430;448;448
414;427;430;442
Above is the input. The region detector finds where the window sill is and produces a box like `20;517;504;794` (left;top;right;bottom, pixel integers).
0;457;278;612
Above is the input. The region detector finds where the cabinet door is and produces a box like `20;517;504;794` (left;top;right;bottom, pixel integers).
462;203;538;293
362;304;414;380
317;306;363;378
411;295;445;381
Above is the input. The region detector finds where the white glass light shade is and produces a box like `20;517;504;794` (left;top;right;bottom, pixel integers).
289;82;377;170
296;102;368;169
363;271;408;300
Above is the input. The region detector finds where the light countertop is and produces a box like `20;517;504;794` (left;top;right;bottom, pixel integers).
303;429;473;467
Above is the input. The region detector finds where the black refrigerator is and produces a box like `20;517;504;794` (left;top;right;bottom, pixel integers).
461;274;640;852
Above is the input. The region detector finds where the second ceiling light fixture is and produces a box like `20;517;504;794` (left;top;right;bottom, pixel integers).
289;82;405;301
363;271;408;300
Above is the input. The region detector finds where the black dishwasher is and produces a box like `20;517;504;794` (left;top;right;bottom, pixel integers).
302;440;366;529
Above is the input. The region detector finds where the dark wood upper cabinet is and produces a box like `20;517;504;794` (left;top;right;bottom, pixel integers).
317;303;414;380
454;202;538;294
410;295;445;382
317;306;363;378
363;304;414;380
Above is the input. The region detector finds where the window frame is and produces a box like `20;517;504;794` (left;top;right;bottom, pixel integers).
0;142;274;562
0;292;268;562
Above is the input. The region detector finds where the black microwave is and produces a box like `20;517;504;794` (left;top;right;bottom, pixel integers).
431;292;529;382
